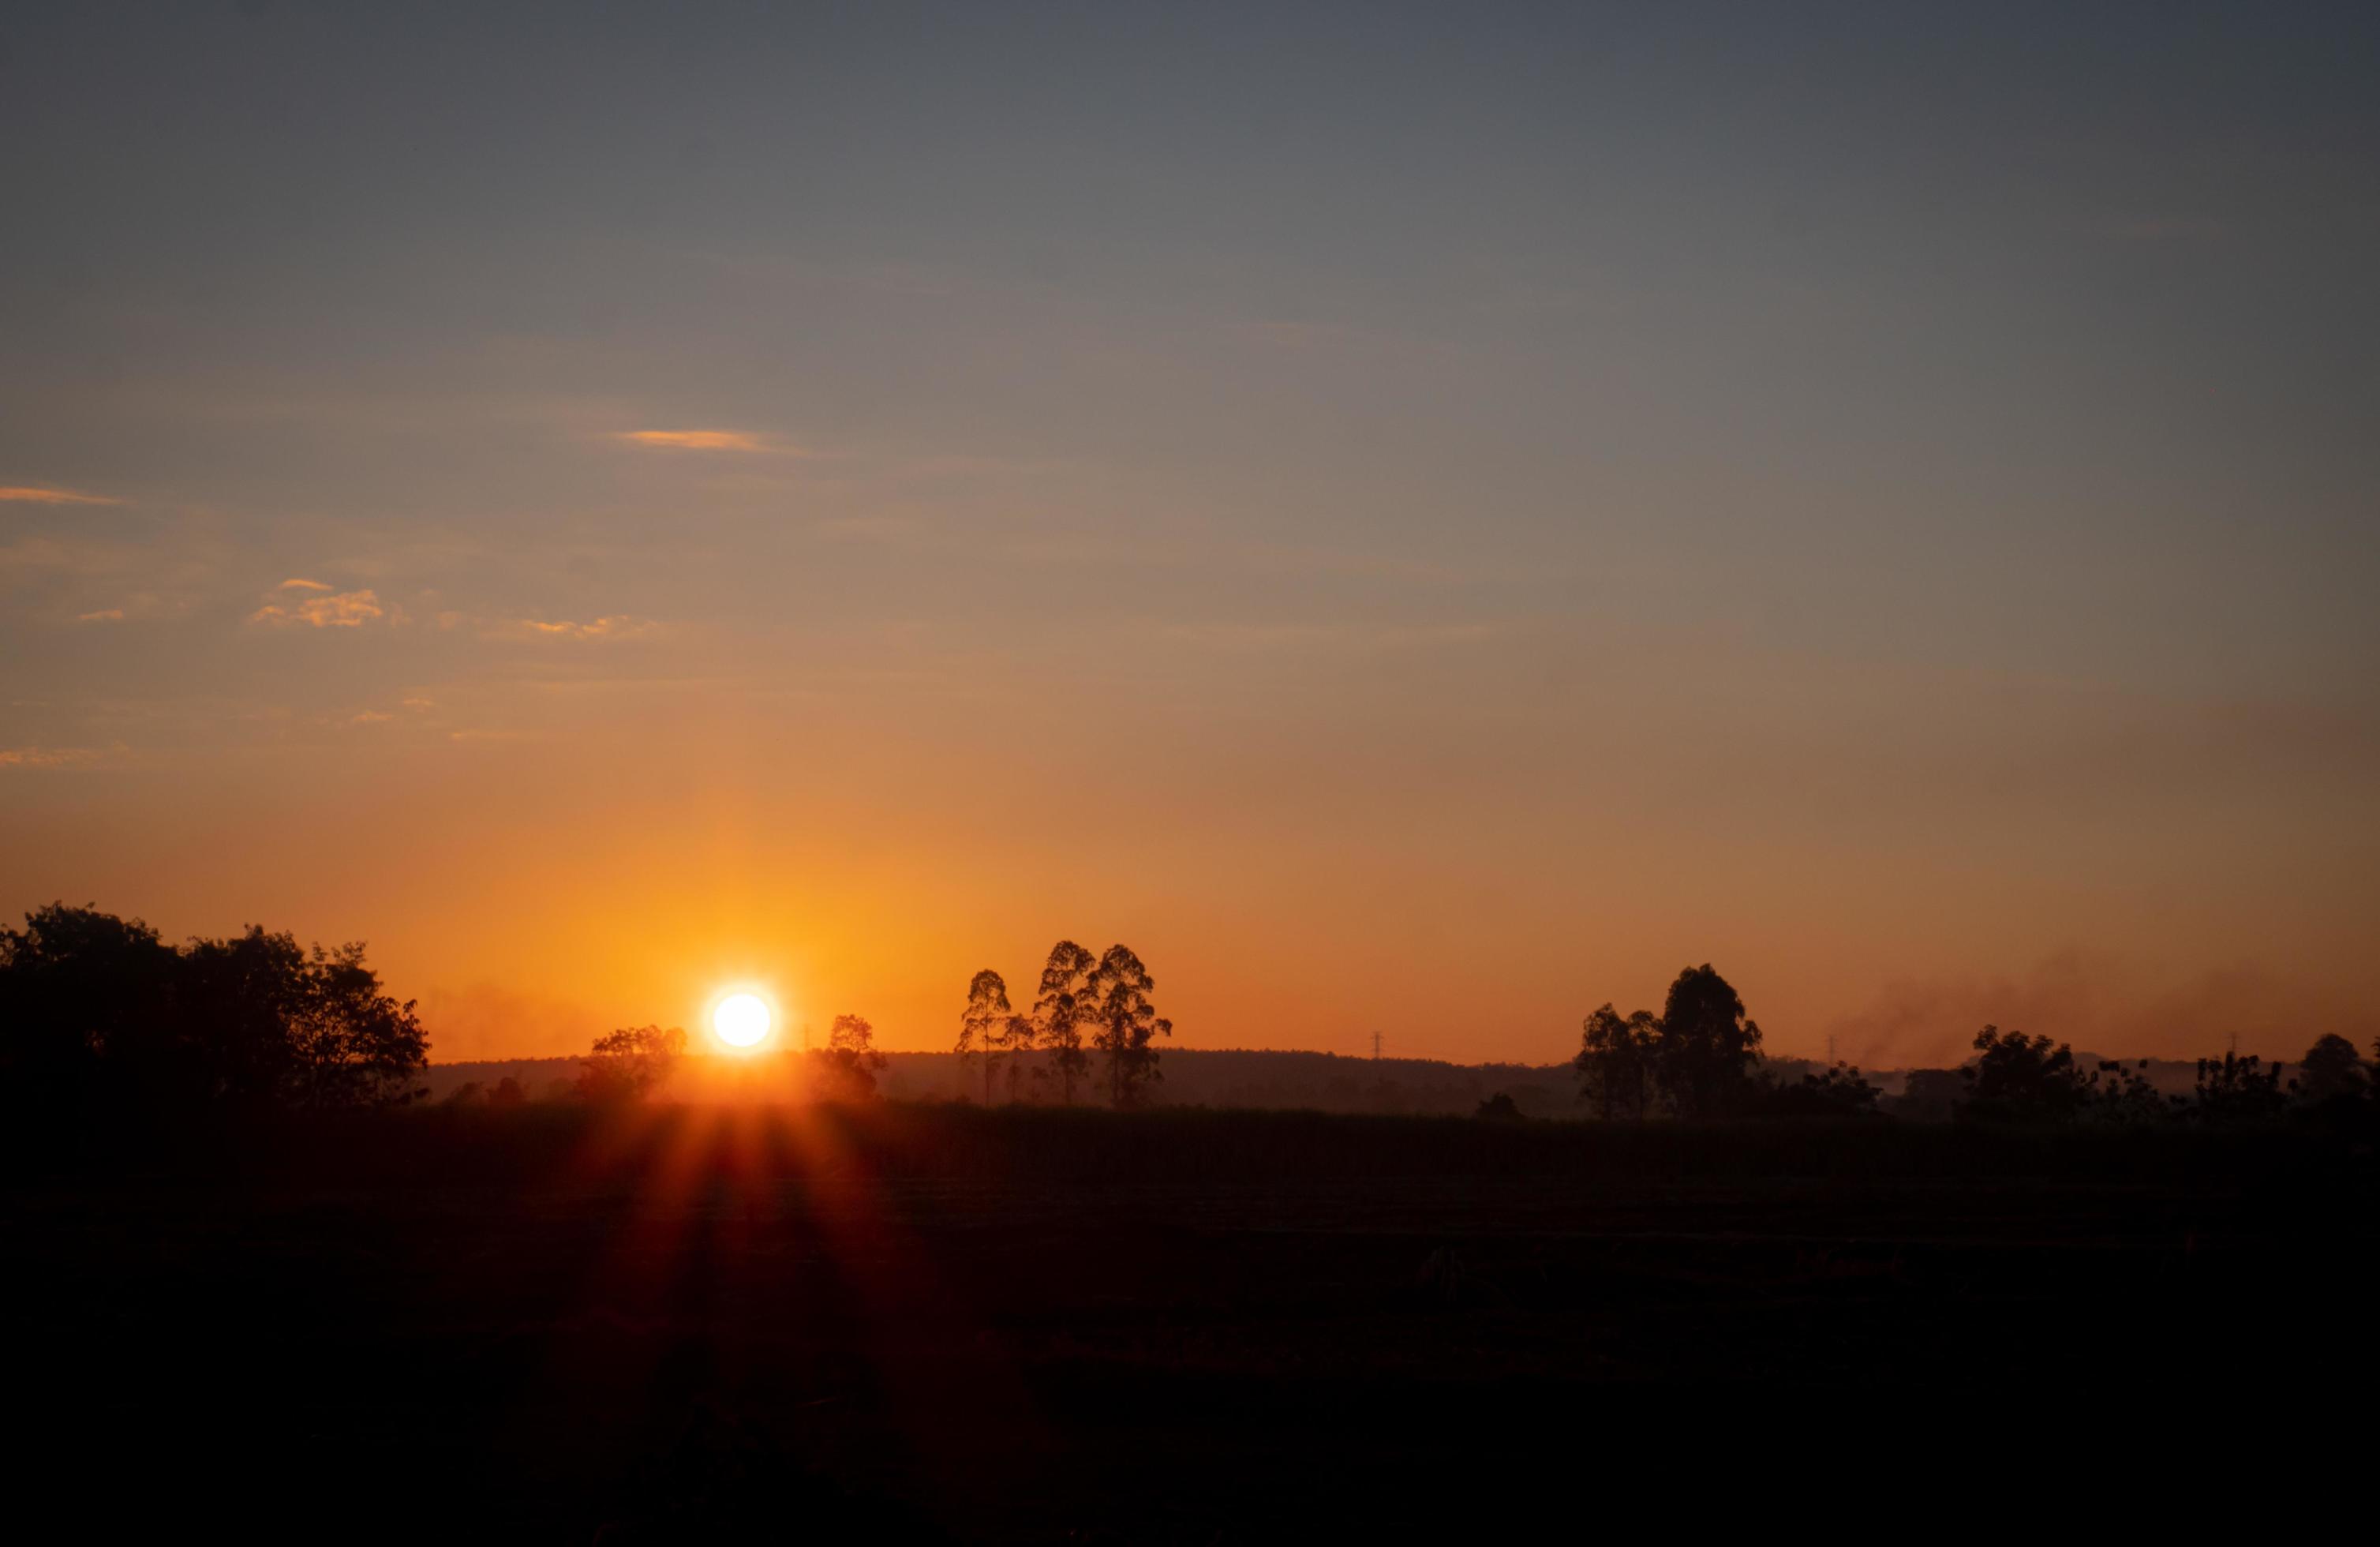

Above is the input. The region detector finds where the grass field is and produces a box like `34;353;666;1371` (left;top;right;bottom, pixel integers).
10;1103;2374;1539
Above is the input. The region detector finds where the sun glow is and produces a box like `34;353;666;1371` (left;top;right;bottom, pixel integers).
711;991;773;1051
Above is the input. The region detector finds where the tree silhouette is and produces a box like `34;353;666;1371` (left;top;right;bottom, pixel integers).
578;1024;687;1103
818;1013;888;1100
1574;1003;1656;1119
1087;944;1171;1110
1955;1029;2266;1126
956;968;1012;1106
1033;940;1097;1105
1652;964;1764;1118
1959;1025;2085;1122
2296;1034;2367;1103
275;936;430;1108
2183;1050;2288;1124
1;903;427;1114
0;902;180;1110
178;928;428;1109
1000;1013;1038;1103
1956;1025;2098;1124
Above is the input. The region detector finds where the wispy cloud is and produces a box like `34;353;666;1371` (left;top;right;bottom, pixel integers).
0;485;122;506
488;614;663;642
614;429;790;453
249;587;387;628
0;745;99;770
77;608;126;623
277;576;334;591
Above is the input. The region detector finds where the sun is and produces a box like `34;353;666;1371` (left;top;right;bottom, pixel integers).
712;991;773;1051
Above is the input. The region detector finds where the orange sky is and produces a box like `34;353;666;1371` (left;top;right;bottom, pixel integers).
7;649;2374;1069
5;8;2378;1067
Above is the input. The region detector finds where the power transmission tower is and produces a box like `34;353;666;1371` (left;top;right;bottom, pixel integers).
1371;1030;1382;1062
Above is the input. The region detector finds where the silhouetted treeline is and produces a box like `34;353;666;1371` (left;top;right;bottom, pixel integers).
0;903;426;1120
21;901;2371;1136
1575;962;2378;1128
1948;1024;2374;1126
564;1013;888;1103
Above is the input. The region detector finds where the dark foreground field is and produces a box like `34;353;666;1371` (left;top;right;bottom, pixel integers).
11;1103;2376;1540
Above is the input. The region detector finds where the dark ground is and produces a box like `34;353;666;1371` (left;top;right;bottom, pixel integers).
9;1103;2374;1540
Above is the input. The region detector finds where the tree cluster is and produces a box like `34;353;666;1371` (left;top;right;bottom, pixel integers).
1574;965;2376;1128
956;940;1172;1109
1952;1025;2374;1126
1574;964;1779;1118
0;902;428;1117
570;1013;889;1104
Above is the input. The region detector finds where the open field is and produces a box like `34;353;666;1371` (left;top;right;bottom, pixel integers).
12;1103;2376;1539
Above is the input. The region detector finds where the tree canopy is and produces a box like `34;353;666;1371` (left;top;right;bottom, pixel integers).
1033;941;1097;1105
1;902;426;1117
1088;944;1171;1110
1574;1004;1656;1119
1654;964;1764;1118
956;968;1016;1106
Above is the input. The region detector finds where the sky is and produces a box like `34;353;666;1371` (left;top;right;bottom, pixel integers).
4;2;2377;1067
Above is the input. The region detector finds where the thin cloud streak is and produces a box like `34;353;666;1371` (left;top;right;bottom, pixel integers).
614;429;791;453
0;746;99;769
485;615;664;642
0;485;122;505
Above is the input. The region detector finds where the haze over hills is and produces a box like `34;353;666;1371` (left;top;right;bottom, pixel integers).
423;1047;2224;1118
